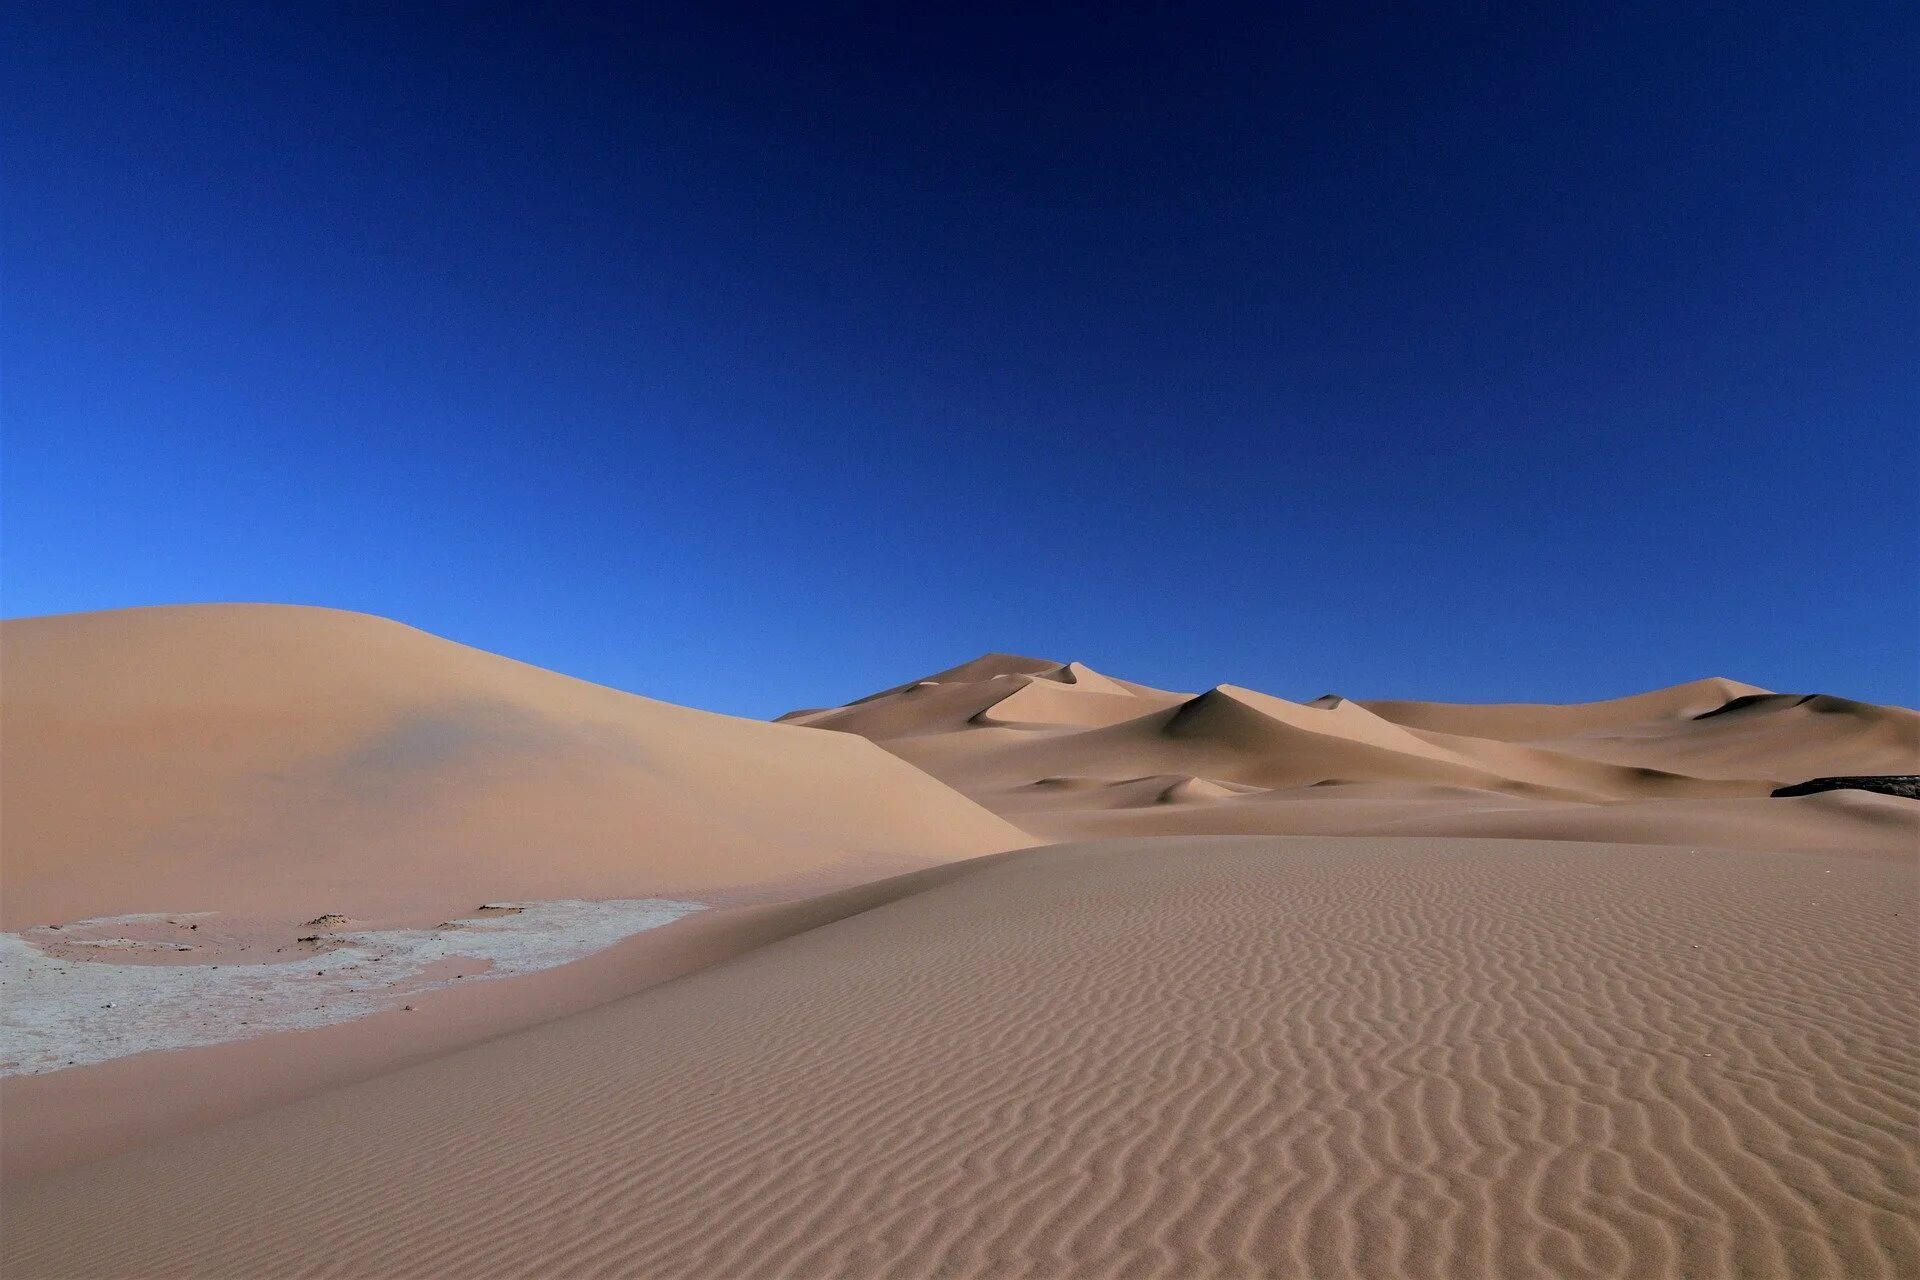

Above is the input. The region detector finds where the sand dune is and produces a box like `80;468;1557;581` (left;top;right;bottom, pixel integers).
973;676;1179;729
0;606;1028;930
796;654;1917;849
1165;684;1751;799
8;837;1914;1279
1528;694;1920;780
1361;677;1768;738
1367;684;1920;779
782;655;1186;738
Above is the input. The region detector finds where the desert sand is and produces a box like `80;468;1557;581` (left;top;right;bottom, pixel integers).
3;615;1916;1278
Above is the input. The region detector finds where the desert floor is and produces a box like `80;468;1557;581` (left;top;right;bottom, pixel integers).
3;607;1915;1278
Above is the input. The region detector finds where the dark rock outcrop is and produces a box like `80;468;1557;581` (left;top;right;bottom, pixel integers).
1771;775;1920;800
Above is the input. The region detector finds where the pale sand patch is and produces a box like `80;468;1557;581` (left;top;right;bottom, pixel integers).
0;898;703;1076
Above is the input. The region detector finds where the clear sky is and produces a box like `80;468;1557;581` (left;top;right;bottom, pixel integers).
4;3;1915;717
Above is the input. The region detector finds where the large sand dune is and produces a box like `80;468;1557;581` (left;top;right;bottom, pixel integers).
0;606;1029;929
7;837;1914;1279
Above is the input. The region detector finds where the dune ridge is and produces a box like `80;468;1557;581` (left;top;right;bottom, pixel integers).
781;656;1187;740
1360;677;1768;738
793;652;1919;852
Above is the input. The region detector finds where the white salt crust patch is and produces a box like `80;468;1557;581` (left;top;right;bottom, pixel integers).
0;899;705;1076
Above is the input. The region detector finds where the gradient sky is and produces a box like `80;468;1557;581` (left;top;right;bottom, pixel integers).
5;2;1916;717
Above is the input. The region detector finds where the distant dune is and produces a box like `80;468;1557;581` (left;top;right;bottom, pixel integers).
792;654;1920;855
2;624;1915;1278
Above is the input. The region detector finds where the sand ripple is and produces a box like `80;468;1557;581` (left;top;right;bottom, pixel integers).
7;837;1915;1279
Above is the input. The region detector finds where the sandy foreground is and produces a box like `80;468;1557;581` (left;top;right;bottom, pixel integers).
3;608;1917;1278
7;838;1916;1279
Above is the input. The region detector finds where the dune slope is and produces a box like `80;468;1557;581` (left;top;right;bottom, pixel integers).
8;836;1915;1279
0;605;1029;929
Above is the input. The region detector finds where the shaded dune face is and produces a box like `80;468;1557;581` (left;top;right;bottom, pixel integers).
787;654;1920;852
8;838;1915;1280
0;606;1031;929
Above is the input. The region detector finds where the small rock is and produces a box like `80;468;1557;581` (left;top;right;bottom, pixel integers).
1772;774;1920;800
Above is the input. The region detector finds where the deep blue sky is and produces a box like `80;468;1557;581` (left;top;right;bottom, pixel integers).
5;3;1916;716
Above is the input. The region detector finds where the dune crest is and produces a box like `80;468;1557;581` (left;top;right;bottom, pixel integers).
787;654;1187;741
788;654;1918;852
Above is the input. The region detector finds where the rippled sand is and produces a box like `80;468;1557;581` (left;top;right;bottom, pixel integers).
9;837;1914;1279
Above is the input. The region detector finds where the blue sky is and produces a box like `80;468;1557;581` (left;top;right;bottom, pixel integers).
4;3;1915;716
